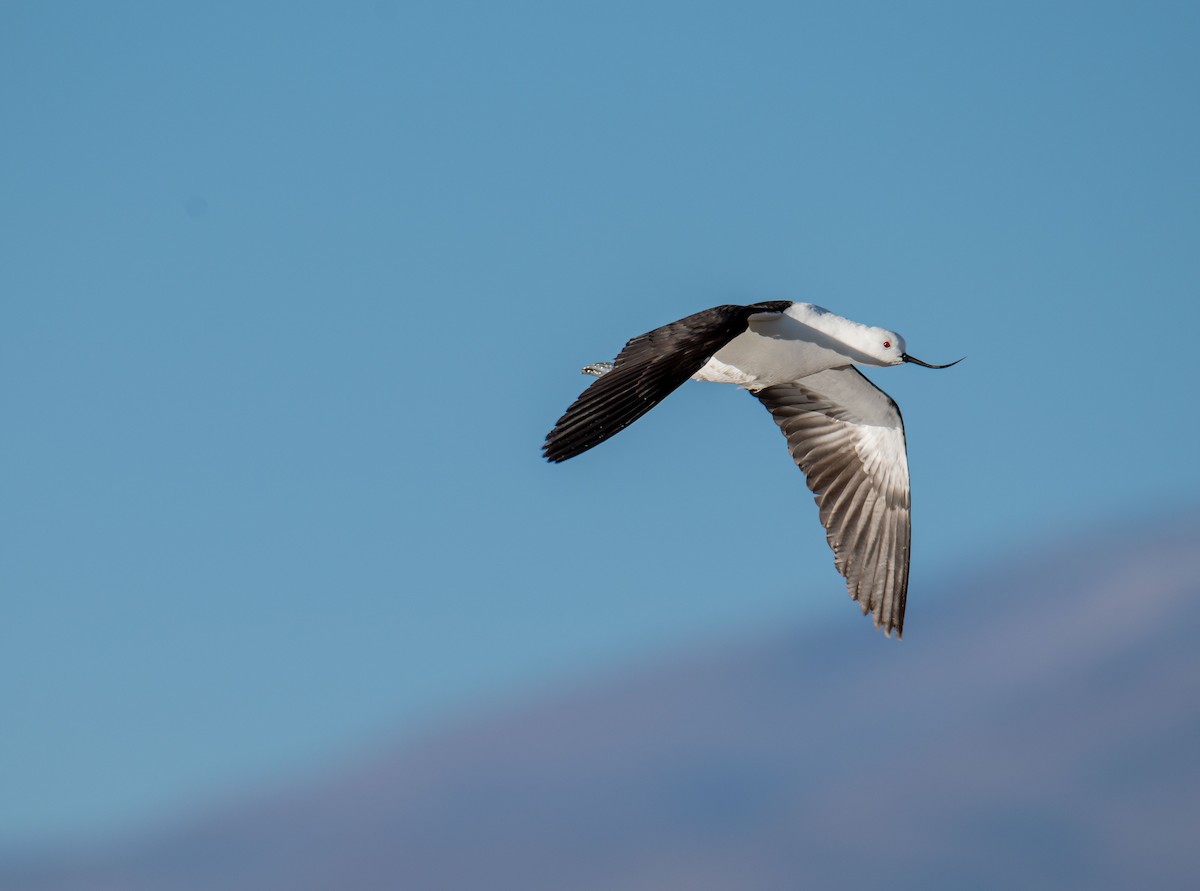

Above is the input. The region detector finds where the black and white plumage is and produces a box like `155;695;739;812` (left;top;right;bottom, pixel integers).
543;301;960;638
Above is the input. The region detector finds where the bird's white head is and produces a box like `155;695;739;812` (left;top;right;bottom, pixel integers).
853;324;963;370
787;304;962;370
858;326;907;366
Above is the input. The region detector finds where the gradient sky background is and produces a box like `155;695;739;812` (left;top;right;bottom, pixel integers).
3;0;1199;849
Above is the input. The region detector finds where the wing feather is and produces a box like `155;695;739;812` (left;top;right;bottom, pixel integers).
754;366;911;636
544;302;791;462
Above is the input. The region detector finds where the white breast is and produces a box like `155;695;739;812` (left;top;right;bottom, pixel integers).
693;303;862;387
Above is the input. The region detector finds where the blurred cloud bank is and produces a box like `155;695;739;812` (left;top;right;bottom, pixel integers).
6;510;1198;891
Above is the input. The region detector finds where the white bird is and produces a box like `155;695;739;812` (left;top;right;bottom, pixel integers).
543;301;961;638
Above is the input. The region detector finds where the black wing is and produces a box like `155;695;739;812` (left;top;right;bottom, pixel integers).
543;301;791;463
754;367;911;637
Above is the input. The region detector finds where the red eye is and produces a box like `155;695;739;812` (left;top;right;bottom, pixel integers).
883;341;891;349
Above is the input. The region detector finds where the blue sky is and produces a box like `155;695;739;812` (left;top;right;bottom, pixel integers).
3;0;1199;847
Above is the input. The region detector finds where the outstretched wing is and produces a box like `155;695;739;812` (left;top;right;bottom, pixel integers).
544;301;790;463
754;366;911;637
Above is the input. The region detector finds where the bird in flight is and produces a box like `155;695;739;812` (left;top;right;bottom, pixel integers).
543;301;961;638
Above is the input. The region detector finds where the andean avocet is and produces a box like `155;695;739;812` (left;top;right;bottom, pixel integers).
543;301;961;638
